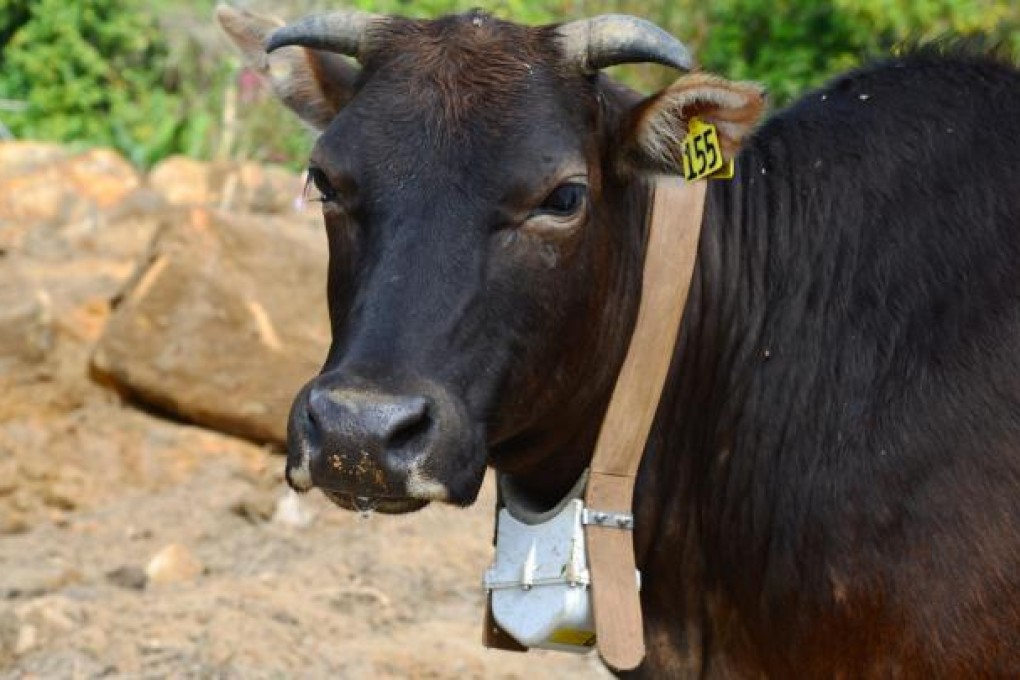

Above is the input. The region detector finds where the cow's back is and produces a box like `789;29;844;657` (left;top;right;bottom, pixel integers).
640;49;1020;677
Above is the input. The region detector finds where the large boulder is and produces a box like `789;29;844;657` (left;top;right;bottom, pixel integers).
0;144;141;241
4;188;173;352
0;267;53;372
91;208;329;444
0;141;68;176
0;144;151;351
147;155;306;214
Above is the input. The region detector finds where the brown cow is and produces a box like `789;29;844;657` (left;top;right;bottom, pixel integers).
219;6;1020;677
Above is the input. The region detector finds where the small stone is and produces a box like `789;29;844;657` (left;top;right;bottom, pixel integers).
145;543;204;584
125;525;153;541
230;491;275;524
272;489;315;528
15;623;37;655
0;276;53;368
0;458;17;495
0;606;18;663
0;566;80;598
16;595;84;639
105;565;148;591
40;481;79;511
0;512;28;535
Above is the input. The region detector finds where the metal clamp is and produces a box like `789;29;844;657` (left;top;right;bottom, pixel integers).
581;508;634;530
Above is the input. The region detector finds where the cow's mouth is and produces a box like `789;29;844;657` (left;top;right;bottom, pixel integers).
320;489;430;514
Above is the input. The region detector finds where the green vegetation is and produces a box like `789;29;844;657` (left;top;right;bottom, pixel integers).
698;0;1020;103
0;0;1016;168
0;0;230;166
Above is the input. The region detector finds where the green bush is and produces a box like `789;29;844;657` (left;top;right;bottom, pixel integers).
690;0;1019;106
0;0;1016;167
0;0;224;166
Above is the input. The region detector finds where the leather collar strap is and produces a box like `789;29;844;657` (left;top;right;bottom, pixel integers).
585;176;707;671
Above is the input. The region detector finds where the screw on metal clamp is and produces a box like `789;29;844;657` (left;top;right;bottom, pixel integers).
581;508;634;530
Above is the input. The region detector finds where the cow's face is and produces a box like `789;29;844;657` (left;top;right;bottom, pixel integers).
218;8;765;512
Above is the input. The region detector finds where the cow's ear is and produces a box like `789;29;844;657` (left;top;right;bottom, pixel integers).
621;73;766;175
216;4;358;131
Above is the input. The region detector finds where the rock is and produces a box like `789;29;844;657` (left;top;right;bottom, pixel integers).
0;457;16;496
0;605;18;663
272;489;316;529
0;511;28;536
0;166;170;353
15;204;173;351
39;482;78;511
148;155;306;214
0;146;140;233
14;623;36;656
4;567;85;596
8;649;111;678
61;148;139;209
233;162;303;213
0;269;53;371
91;208;329;444
0;145;159;364
15;596;85;646
146;156;211;207
39;188;169;261
230;489;276;524
145;543;204;585
105;565;148;591
0;141;69;180
8;186;168;263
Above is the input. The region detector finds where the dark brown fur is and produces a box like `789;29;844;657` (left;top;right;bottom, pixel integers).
361;14;565;127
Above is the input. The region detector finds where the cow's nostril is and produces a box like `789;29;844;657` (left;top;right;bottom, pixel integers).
301;400;321;449
381;393;432;452
386;399;433;452
305;388;432;453
305;388;333;434
285;387;323;492
288;380;458;503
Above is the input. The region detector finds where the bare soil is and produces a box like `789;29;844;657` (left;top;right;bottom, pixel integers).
0;284;608;680
0;142;608;678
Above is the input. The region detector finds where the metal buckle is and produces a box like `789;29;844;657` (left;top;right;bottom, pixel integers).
581;508;634;530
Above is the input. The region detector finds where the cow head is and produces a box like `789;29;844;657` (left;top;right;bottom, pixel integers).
217;6;765;513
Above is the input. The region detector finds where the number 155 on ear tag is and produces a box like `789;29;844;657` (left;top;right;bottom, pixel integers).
682;118;734;181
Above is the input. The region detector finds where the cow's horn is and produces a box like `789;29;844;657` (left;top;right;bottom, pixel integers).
265;10;383;58
557;14;694;73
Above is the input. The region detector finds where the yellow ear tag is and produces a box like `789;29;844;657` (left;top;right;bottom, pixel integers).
682;118;734;181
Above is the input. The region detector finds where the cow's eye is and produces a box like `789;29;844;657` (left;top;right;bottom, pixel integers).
305;167;337;203
537;182;586;217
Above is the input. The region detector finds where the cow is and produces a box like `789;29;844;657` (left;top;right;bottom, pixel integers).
217;5;1020;677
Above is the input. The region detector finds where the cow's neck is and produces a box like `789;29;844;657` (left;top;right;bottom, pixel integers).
489;405;606;505
490;162;654;510
631;166;766;543
631;151;773;672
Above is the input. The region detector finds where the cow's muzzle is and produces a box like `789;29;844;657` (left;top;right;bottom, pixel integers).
285;375;482;513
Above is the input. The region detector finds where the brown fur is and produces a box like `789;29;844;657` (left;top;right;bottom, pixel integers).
358;13;565;128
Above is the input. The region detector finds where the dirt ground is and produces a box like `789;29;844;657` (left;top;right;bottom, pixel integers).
0;143;610;678
0;333;610;679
